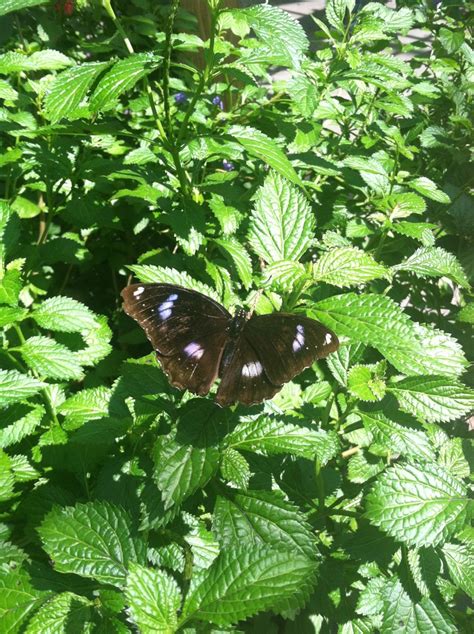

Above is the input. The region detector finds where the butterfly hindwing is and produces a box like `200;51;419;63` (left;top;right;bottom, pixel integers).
216;337;281;407
121;283;231;396
243;313;339;386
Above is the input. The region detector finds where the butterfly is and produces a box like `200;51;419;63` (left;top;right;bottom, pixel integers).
121;283;339;407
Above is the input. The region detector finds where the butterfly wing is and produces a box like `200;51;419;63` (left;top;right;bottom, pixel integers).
121;283;231;396
216;337;281;407
242;313;339;387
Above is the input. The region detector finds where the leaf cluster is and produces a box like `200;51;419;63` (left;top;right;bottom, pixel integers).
0;0;472;632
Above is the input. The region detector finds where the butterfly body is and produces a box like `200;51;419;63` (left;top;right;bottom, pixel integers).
121;283;338;406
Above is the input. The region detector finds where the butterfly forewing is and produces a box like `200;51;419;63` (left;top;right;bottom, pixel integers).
243;313;339;386
121;283;232;396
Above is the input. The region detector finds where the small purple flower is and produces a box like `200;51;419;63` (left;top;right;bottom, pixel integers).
212;95;224;110
174;92;187;105
222;159;235;172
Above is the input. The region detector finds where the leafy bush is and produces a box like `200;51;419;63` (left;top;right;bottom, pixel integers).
0;0;473;631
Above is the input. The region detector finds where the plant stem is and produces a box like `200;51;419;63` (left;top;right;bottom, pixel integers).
163;0;180;138
12;323;61;427
314;457;325;511
175;8;218;147
101;0;190;196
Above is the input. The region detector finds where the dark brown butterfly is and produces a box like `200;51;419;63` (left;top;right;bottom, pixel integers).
121;283;339;407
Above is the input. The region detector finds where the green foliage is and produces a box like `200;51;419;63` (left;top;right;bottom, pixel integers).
0;0;472;631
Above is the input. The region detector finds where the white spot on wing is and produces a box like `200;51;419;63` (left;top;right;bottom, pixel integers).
157;293;179;321
184;341;204;360
133;286;145;297
324;333;332;345
292;324;305;352
242;361;263;378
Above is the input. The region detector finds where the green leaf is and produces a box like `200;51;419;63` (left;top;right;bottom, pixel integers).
347;451;384;484
58;386;112;429
227;416;340;465
0;404;44;448
380;323;467;378
341;619;375;634
442;542;474;598
213;490;317;560
0;0;47;16
220;448;251;490
0;49;71;73
457;303;474;324
0;79;18;100
153;401;222;508
357;408;433;460
288;73;319;118
31;295;100;333
0;306;27;327
387;193;427;218
312;294;467;377
366;462;469;547
344;156;390;194
24;592;91;634
238;4;309;68
362;4;414;34
20;336;84;380
153;434;219;509
438;27;464;54
208;195;241;236
407;547;441;598
228;126;304;187
264;260;308;291
10;454;39;483
388;376;474;423
438;438;470;480
181;545;317;626
381;578;456;633
38;501;146;588
0;570;49;633
313;247;388;287
0;369;45;407
408;177;450;203
248;172;314;264
43;61;110;123
347;365;386;402
74;316;112;367
127;265;219;301
392;220;435;246
0;450;14;501
326;343;365;386
393;246;469;288
90;53;161;113
126;564;182;634
213;238;253;289
326;0;354;32
0;268;22;306
311;293;419;370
